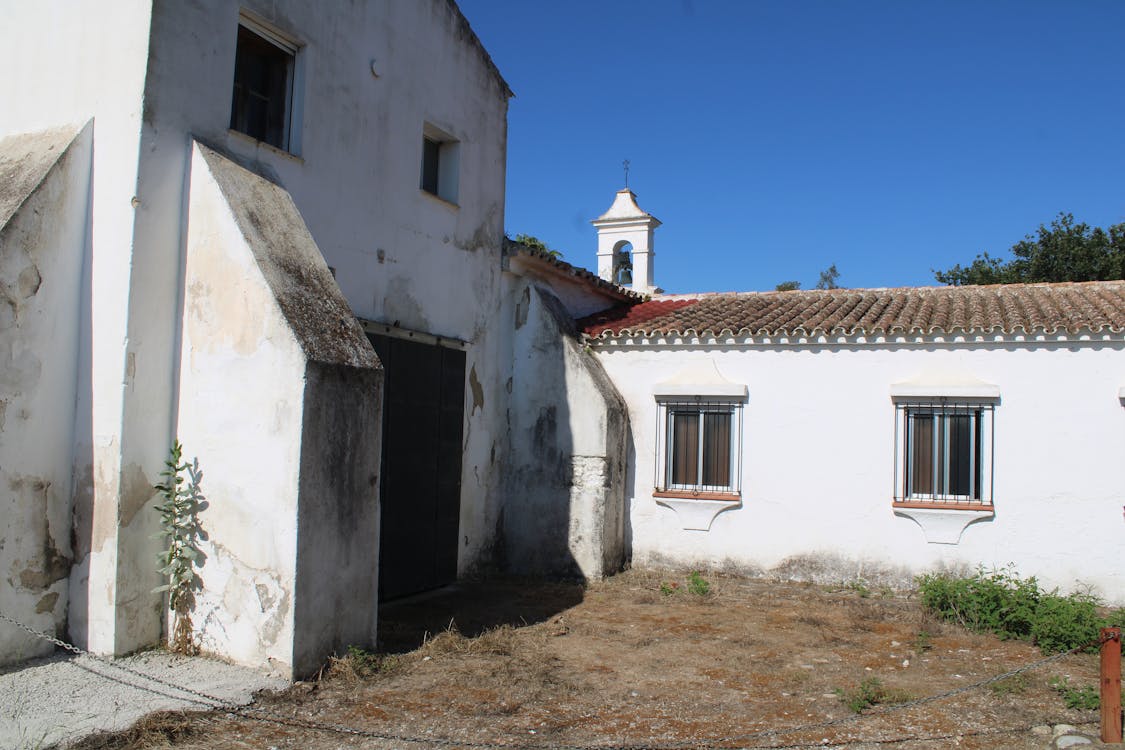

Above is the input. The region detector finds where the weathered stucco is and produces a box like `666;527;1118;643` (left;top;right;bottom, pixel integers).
0;125;91;665
178;144;382;677
504;283;627;579
293;363;382;676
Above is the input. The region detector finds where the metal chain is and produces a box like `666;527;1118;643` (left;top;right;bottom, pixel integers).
0;610;240;711
0;610;1104;750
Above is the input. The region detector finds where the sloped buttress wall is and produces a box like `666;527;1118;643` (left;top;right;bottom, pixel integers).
178;143;382;678
505;283;627;579
0;125;91;665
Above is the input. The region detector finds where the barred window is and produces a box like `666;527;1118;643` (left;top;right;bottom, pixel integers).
655;398;743;498
894;401;994;508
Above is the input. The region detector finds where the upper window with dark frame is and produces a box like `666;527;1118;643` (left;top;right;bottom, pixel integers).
230;20;297;151
419;124;460;205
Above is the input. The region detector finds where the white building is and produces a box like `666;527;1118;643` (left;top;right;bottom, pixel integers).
1;0;1120;680
582;190;1125;601
0;0;590;678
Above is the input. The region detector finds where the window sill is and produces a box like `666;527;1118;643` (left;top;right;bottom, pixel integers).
893;505;993;545
420;189;459;211
893;501;994;512
654;493;741;531
655;490;742;502
227;128;304;163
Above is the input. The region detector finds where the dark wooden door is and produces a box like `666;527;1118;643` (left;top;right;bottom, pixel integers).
367;333;465;601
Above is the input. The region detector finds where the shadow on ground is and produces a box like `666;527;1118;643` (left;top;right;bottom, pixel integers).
377;577;584;653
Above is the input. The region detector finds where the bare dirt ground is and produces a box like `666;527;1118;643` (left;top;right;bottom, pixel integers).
68;569;1110;750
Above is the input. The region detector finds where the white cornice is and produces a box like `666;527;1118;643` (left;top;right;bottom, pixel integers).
584;330;1124;350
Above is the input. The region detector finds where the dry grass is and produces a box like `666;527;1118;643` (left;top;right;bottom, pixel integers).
419;622;523;657
62;569;1107;750
65;711;202;750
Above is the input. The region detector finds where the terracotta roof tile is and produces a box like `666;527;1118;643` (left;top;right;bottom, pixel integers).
578;281;1125;339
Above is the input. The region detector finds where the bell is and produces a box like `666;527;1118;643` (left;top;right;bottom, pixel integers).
615;265;633;286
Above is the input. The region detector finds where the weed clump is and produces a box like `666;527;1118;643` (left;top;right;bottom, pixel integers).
687;571;711;596
328;645;400;682
916;566;1121;653
1050;676;1100;710
658;571;711;597
988;674;1028;696
834;677;911;713
153;441;208;655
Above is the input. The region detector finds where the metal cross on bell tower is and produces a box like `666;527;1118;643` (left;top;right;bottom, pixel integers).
623;159;630;188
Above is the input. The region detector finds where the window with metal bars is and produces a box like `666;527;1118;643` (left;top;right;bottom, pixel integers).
894;401;994;508
655;399;743;497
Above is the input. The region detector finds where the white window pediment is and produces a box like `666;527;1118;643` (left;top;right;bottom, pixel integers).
891;373;998;545
889;374;1000;401
653;361;746;531
654;360;748;400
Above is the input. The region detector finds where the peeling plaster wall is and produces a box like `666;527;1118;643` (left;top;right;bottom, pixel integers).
594;342;1125;603
0;126;92;665
140;0;511;580
0;0;161;655
177;146;308;672
293;363;381;676
0;0;508;664
179;145;382;677
505;284;627;579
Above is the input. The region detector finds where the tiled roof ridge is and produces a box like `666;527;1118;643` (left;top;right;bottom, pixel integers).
579;280;1125;339
504;238;648;303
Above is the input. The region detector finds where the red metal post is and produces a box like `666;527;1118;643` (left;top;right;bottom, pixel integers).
1103;627;1122;744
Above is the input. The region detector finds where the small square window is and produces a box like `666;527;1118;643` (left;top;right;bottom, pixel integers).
230;19;297;151
419;125;460;205
655;399;742;498
894;401;994;508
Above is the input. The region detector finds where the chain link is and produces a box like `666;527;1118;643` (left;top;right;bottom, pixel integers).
0;610;1104;750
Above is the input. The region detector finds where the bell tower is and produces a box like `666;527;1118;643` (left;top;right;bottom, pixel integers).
592;187;661;293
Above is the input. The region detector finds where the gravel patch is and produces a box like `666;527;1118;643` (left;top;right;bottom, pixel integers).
0;649;287;749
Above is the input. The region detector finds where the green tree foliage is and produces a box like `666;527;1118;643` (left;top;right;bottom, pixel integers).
774;280;801;292
815;263;841;290
934;213;1125;286
512;233;563;259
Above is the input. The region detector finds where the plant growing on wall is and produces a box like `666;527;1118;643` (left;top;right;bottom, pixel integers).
153;440;208;655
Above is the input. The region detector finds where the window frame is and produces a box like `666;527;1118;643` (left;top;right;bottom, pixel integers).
419;123;461;205
229;13;303;154
654;397;743;500
893;399;995;510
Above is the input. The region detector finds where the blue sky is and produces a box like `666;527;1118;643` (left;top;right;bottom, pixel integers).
457;0;1125;293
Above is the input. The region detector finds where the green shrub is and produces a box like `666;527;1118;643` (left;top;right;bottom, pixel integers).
1031;592;1102;654
687;571;711;596
1050;676;1100;710
917;566;1110;654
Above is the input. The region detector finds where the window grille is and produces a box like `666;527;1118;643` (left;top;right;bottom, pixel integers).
893;401;995;507
655;398;743;496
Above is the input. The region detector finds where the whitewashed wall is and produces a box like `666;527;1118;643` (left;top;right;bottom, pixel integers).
139;0;511;583
0;126;91;665
0;0;510;661
594;340;1125;603
503;280;627;578
0;0;162;654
